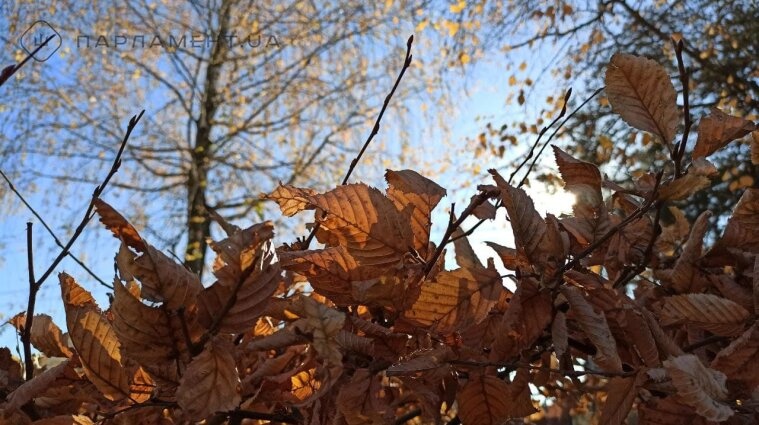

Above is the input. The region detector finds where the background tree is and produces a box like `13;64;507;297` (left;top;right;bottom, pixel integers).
462;0;758;225
0;0;444;278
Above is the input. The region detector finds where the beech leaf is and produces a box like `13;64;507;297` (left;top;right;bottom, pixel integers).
60;273;131;401
664;354;733;422
693;108;756;159
177;336;241;419
605;53;678;144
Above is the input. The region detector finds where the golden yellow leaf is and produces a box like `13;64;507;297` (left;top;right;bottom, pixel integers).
59;273;131;401
693;108;756;159
262;184;317;217
605;53;678;144
176;336;241;419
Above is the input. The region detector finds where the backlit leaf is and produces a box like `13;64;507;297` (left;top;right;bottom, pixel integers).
605;53;678;144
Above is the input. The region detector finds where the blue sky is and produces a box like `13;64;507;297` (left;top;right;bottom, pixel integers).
0;5;586;353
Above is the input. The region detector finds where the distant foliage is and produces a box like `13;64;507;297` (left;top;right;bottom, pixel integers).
2;51;759;424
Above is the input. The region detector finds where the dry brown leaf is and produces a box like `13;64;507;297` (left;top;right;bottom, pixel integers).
693;108;757;159
94;198;147;252
335;369;386;425
8;313;72;358
658;173;711;201
600;373;645;425
659;293;750;336
605;53;678;144
452;229;483;270
198;224;280;334
385;169;446;257
271;183;414;269
711;323;759;387
386;347;454;377
562;285;623;372
752;131;759;165
664;354;733;422
655;211;711;293
6;360;74;409
457;373;535;424
551;311;568;359
125;243;204;310
638;397;710;425
59;273;131;401
490;170;547;265
263;184;317;216
110;279;183;366
401;263;502;335
709;188;759;257
553;145;603;211
177;336;241;419
279;246;385;305
491;278;552;361
290;296;346;366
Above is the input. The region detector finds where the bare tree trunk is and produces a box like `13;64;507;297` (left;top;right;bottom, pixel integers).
184;0;231;278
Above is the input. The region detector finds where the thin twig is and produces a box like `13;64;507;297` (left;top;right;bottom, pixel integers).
673;38;692;178
394;408;422;425
424;187;501;277
0;34;56;88
553;171;664;283
0;169;111;289
301;35;414;249
519;87;604;188
22;223;35;380
509;88;572;185
32;110;145;289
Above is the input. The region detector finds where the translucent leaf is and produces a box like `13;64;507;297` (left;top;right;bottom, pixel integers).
268;183;414;269
606;53;678;144
176;336;241;419
693;108;756;159
59;273;130;401
659;293;750;336
94;198;146;252
263;184;317;216
664;354;733;422
490;170;547;264
8;313;72;358
552;145;602;212
401;263;503;334
385;169;446;257
290;296;346;366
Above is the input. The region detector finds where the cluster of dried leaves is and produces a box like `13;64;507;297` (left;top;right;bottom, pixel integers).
3;49;759;425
